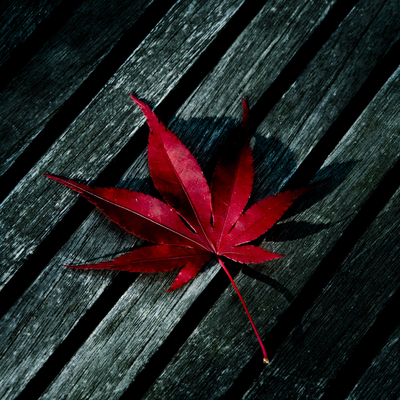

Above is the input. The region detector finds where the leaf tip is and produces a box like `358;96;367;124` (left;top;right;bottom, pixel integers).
44;173;64;185
241;97;249;112
166;283;177;292
166;281;185;292
130;93;146;110
130;93;146;109
64;264;82;270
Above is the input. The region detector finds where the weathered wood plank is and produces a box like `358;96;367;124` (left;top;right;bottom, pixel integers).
0;0;63;68
141;12;400;400
346;324;400;400
0;0;247;290
0;0;162;176
0;0;345;398
34;1;400;398
244;183;400;399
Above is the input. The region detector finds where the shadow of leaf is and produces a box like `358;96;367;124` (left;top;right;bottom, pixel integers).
242;265;295;303
282;160;359;219
63;113;357;322
265;220;337;242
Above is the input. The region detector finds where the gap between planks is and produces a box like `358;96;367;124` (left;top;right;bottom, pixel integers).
0;0;177;200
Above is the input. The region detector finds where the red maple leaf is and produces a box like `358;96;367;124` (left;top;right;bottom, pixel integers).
46;95;308;363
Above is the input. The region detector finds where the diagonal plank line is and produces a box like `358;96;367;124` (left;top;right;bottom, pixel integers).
320;286;400;400
0;0;178;203
13;271;138;400
224;155;400;400
0;0;274;315
3;0;382;393
0;0;84;90
286;36;400;190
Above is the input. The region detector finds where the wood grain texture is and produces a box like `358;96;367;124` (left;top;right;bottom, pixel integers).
346;323;400;400
142;8;400;400
0;0;248;398
252;0;400;199
0;0;63;67
1;0;343;398
0;0;158;175
0;0;246;290
36;0;400;398
1;0;399;398
244;179;400;399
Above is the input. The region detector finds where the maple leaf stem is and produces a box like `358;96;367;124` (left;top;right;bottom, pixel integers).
217;257;269;364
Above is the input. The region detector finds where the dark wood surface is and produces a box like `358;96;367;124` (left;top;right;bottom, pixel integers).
1;0;399;399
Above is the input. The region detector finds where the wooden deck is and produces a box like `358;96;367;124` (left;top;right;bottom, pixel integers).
1;0;400;398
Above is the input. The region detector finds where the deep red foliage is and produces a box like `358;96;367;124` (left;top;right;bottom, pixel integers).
46;95;308;363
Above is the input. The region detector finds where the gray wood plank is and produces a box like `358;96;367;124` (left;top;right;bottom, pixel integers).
0;0;158;176
35;1;400;398
0;0;246;291
244;181;400;399
0;0;344;398
346;324;400;400
0;0;63;67
141;12;400;400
